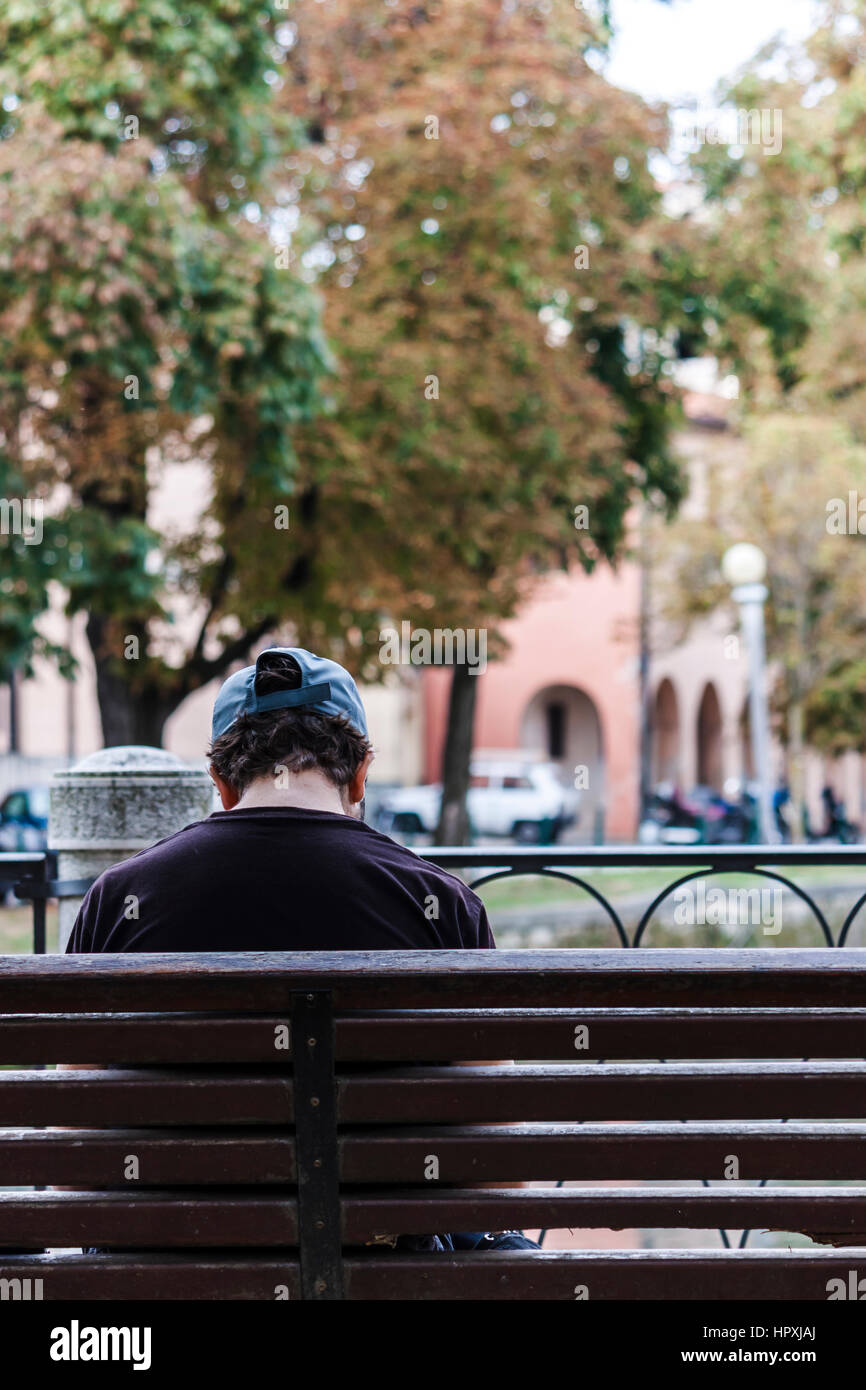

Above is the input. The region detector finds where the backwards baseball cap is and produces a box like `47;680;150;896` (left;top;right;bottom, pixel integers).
211;647;369;743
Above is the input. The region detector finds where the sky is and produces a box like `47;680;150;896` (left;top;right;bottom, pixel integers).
606;0;824;105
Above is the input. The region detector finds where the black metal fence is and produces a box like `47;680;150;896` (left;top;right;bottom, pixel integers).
6;842;866;953
0;851;93;954
423;843;866;947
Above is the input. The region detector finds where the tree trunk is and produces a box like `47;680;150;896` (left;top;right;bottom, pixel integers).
435;662;480;846
7;670;19;753
86;613;175;748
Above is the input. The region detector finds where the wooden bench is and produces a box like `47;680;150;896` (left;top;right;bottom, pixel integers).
1;948;866;1300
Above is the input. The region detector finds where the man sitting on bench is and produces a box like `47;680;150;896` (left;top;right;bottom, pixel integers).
66;645;536;1252
67;646;493;955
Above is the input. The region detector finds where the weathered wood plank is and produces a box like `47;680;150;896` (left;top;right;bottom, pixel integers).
0;1253;300;1299
334;1008;866;1060
2;949;866;1011
339;1122;866;1182
0;1070;292;1125
2;1007;864;1063
3;1121;866;1185
342;1248;866;1300
3;1248;866;1300
336;1062;866;1123
340;1186;866;1241
0;1192;298;1246
0;1130;295;1185
4;1061;866;1126
0;1014;293;1063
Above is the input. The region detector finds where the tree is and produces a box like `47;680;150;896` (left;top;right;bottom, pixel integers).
655;0;866;831
0;1;330;744
655;413;866;836
280;0;700;839
2;0;700;846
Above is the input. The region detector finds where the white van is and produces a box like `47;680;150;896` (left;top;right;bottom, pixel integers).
376;754;580;843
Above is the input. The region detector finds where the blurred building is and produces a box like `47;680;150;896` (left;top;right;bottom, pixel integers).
2;366;865;840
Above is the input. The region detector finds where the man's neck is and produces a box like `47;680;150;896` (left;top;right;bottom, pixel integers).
233;772;349;817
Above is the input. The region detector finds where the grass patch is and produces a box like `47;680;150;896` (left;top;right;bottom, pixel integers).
0;904;59;954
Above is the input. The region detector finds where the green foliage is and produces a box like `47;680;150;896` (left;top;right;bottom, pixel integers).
278;0;695;677
805;659;866;755
0;0;285;189
0;1;329;735
0;0;702;740
663;1;866;755
657;412;866;755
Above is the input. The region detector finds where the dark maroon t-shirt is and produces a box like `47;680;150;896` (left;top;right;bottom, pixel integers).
66;806;495;954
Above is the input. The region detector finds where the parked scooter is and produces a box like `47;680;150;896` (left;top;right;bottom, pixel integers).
806;785;860;845
705;781;757;844
638;783;703;845
640;780;758;845
692;779;758;844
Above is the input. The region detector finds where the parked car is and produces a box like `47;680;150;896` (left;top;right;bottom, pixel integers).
375;756;580;844
0;786;50;852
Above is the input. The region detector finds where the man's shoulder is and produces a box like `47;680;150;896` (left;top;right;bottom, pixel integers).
354;823;480;893
89;818;217;896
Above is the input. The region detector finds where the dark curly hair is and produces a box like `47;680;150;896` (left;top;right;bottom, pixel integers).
208;652;372;796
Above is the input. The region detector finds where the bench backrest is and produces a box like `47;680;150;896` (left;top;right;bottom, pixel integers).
1;948;866;1300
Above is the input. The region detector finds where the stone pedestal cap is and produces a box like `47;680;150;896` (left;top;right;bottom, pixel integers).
49;745;215;852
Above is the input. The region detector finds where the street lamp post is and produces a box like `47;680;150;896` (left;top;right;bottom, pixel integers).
721;543;778;845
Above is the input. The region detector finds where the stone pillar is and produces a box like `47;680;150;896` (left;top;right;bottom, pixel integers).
49;746;215;951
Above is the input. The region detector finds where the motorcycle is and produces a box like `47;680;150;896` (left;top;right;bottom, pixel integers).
638;783;703;845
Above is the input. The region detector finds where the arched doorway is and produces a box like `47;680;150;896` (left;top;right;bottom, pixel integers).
652;678;680;785
696;683;723;790
520;685;604;839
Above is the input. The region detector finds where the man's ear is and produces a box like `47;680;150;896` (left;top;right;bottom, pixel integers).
346;749;375;808
209;765;241;810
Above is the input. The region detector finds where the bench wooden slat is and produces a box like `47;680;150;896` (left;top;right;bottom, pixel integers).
341;1186;866;1241
0;1071;292;1125
1;1248;864;1300
336;1008;866;1060
0;1014;294;1064
8;1121;866;1186
342;1248;866;1301
2;1187;863;1248
6;1061;866;1126
337;1062;866;1123
0;1130;296;1185
3;949;866;1011
3;1121;866;1185
340;1122;866;1181
0;1192;298;1246
0;1253;301;1300
2;1007;865;1063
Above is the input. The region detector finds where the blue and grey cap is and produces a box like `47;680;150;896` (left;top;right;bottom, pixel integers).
211;647;369;743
